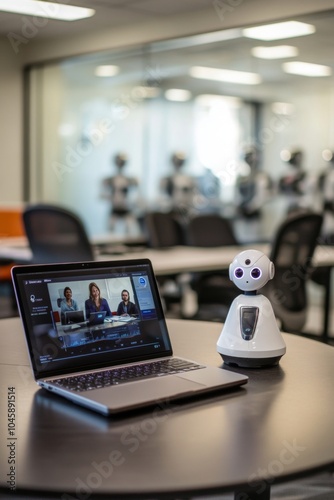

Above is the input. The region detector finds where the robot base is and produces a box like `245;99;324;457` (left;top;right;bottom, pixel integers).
220;353;284;368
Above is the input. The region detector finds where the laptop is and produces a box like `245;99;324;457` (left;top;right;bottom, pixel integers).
63;310;86;332
11;258;248;416
88;310;107;326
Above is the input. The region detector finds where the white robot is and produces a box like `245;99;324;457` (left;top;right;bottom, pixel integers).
217;249;286;368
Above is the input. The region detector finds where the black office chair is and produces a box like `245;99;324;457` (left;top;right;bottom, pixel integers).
143;211;187;312
143;211;186;248
185;214;240;321
23;204;95;264
186;213;237;247
261;211;323;334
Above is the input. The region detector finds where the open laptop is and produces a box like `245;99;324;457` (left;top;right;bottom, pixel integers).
11;258;248;416
63;310;86;332
88;310;107;326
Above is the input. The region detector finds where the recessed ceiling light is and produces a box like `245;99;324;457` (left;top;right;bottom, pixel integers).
165;89;192;102
95;65;120;77
283;61;332;77
190;66;261;85
195;94;241;107
251;45;298;59
243;21;315;41
0;0;95;21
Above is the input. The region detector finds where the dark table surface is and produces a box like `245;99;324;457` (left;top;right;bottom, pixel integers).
1;317;334;499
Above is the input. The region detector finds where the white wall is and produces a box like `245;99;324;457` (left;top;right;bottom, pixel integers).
0;39;23;203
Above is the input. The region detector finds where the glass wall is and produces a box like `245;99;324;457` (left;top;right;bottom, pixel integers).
27;10;334;240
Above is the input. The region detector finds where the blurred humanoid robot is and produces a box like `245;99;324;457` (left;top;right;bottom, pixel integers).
278;149;316;213
101;153;139;234
319;149;334;241
236;146;272;218
160;152;198;217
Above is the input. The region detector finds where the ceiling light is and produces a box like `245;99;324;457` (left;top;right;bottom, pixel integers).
133;86;161;99
190;66;261;85
271;102;295;115
283;61;332;77
243;21;315;41
0;0;95;21
322;149;334;162
165;89;192;102
195;94;241;107
95;65;120;77
251;45;298;59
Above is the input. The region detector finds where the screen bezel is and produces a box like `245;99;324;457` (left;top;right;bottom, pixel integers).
11;258;173;380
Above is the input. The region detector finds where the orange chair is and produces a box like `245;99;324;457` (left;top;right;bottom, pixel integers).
0;207;25;311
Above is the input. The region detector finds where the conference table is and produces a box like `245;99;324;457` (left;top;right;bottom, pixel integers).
1;239;334;340
1;317;334;499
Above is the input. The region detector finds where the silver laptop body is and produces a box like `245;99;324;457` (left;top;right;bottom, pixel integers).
12;258;248;415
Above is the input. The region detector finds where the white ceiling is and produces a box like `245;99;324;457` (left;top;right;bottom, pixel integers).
1;1;334;102
0;0;218;39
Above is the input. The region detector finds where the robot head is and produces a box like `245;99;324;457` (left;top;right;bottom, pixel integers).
229;249;274;292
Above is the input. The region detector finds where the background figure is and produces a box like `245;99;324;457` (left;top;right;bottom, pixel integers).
278;149;317;213
101;153;139;234
160;152;198;218
236;146;273;218
319;149;334;242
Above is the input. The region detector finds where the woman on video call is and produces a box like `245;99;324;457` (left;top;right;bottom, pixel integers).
85;282;112;319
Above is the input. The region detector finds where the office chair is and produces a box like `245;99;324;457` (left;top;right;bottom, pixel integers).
261;211;323;334
143;211;187;312
186;213;237;247
185;214;240;321
22;204;95;264
143;210;186;248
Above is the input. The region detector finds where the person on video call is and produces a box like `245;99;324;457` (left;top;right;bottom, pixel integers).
116;289;139;317
60;287;79;324
85;282;112;320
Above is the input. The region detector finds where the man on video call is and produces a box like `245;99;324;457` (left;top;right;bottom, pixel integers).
116;289;139;317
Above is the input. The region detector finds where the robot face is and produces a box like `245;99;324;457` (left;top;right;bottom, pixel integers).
229;249;274;292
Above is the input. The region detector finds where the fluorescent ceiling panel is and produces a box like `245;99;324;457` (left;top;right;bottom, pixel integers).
243;21;315;41
165;89;192;102
0;0;95;20
283;61;332;77
95;65;120;77
251;45;298;59
190;66;261;85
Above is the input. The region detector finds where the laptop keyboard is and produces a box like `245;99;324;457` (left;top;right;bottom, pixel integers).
50;358;205;392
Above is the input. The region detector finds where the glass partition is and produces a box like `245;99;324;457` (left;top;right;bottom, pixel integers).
27;10;334;241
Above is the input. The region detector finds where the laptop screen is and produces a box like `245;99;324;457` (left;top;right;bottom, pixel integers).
12;259;172;379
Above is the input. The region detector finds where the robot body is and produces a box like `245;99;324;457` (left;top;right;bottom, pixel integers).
216;249;286;368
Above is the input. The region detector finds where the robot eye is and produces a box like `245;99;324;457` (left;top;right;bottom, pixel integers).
251;267;262;279
234;268;244;279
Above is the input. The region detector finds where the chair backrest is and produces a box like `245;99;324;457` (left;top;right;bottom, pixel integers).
186;214;238;247
143;211;186;248
270;211;323;269
23;204;95;264
267;211;323;317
